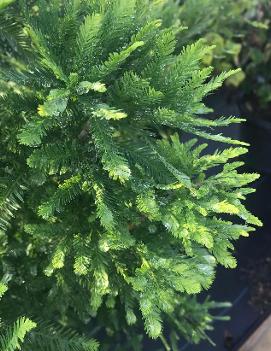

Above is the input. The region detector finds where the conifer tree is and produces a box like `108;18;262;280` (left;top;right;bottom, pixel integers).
0;0;261;350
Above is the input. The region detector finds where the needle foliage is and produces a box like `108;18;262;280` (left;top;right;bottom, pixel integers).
0;0;261;350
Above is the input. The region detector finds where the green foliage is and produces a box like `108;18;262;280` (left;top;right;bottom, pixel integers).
0;176;27;232
0;317;36;351
0;283;99;351
237;1;271;109
158;0;271;110
0;1;261;350
0;0;15;11
0;283;36;351
159;0;260;86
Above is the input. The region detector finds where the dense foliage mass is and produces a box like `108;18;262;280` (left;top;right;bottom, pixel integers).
165;0;267;87
0;0;261;350
162;0;271;112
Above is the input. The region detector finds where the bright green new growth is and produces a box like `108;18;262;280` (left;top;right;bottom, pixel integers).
0;0;261;350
